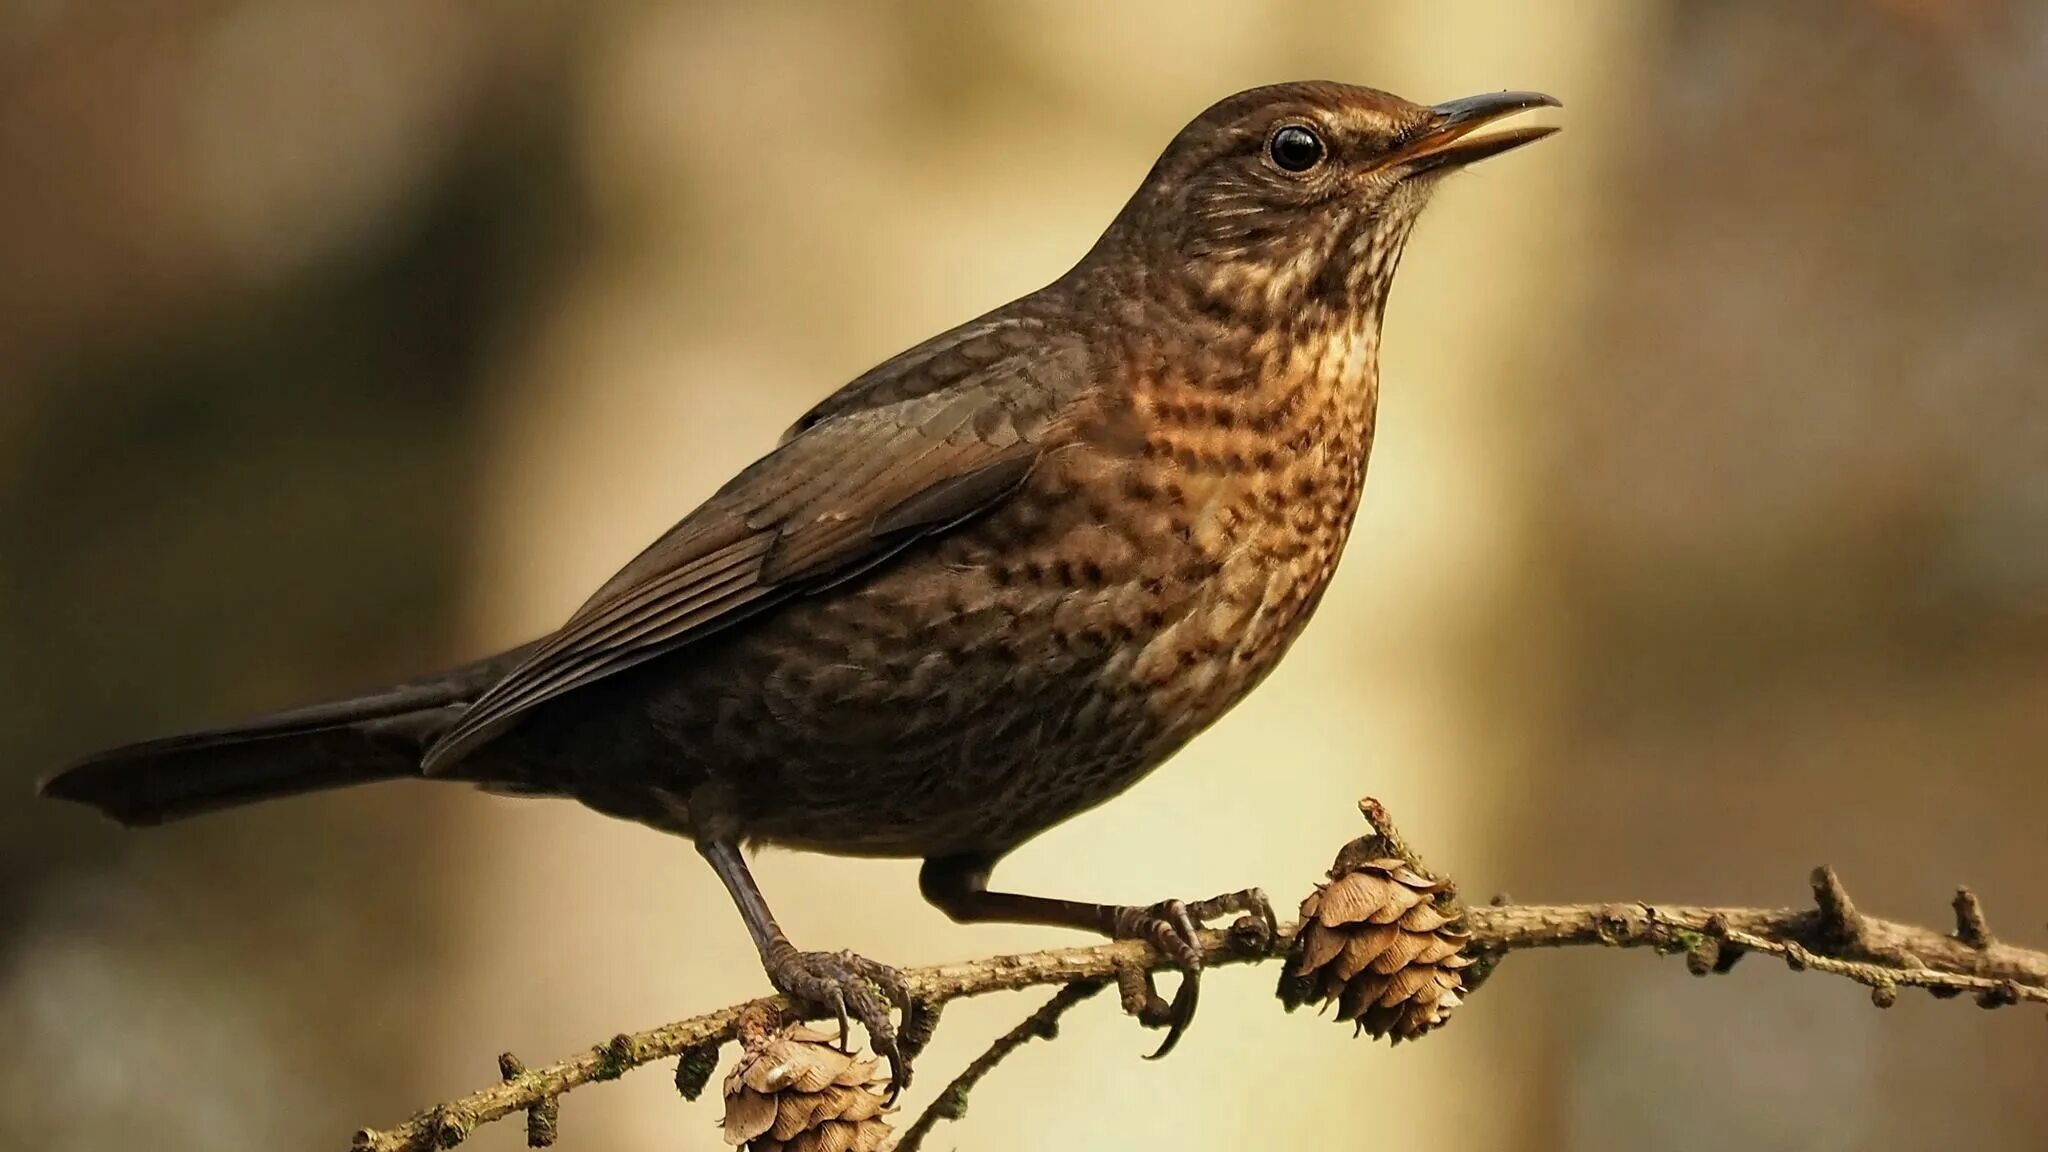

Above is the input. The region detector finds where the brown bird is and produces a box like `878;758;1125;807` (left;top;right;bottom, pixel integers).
41;82;1558;1090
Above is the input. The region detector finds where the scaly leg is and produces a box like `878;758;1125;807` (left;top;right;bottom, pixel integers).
696;834;916;1097
919;852;1276;1058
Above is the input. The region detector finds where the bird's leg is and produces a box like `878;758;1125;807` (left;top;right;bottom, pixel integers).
919;853;1277;1058
691;817;914;1096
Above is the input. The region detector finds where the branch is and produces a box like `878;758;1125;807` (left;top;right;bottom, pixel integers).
351;830;2048;1152
893;979;1109;1152
1463;875;2048;1007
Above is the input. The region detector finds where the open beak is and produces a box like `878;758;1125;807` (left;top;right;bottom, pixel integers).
1383;90;1561;174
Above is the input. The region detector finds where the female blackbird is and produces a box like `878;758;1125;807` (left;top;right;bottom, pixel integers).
44;82;1558;1090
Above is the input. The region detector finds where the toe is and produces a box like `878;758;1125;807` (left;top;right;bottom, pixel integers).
843;989;904;1096
1128;900;1206;1059
828;952;911;1099
1115;891;1275;1058
851;951;913;1010
1145;969;1199;1060
761;948;913;1096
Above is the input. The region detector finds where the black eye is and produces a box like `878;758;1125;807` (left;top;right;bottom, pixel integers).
1268;124;1325;173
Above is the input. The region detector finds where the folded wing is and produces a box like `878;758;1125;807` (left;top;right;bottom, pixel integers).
421;327;1090;773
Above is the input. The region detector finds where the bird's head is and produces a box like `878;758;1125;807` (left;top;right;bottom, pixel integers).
1091;82;1559;328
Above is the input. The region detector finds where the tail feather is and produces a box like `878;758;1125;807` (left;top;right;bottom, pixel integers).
39;643;538;826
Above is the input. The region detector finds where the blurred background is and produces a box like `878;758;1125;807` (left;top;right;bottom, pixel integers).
4;1;2044;1149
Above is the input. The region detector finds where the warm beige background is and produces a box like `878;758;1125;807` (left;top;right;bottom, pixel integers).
4;3;2043;1151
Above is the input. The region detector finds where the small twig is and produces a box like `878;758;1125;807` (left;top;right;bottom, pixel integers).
494;1053;556;1148
1954;887;1994;950
893;980;1109;1152
1810;864;1864;947
352;860;2048;1152
1356;797;1416;861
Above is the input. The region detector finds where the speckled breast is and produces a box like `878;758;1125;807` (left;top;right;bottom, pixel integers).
703;321;1382;859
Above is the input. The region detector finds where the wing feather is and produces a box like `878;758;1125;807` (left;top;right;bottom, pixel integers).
420;323;1089;773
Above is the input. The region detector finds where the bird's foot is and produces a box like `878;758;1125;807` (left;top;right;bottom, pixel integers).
1108;887;1278;1059
763;941;916;1099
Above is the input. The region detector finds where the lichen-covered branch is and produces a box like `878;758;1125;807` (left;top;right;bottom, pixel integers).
893;979;1110;1152
350;932;1279;1152
1465;877;2048;1007
350;804;2048;1152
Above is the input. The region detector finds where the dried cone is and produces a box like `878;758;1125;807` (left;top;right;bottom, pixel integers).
722;1024;892;1152
1279;853;1473;1042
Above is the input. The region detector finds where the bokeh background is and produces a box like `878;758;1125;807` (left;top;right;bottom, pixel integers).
4;2;2045;1149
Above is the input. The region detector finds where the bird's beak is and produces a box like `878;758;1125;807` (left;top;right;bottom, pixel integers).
1381;91;1561;174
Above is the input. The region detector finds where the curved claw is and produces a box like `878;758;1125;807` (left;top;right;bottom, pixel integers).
763;945;915;1100
1145;970;1199;1060
1111;899;1206;1059
826;988;852;1054
1113;888;1279;1060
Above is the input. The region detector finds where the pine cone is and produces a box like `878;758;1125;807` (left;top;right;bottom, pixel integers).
722;1024;893;1152
1278;851;1473;1042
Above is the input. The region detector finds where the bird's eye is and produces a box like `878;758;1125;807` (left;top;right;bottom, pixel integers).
1267;124;1326;173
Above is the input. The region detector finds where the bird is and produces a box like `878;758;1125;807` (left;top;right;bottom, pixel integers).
41;81;1558;1092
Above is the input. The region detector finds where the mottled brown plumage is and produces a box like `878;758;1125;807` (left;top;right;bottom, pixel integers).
43;82;1558;1089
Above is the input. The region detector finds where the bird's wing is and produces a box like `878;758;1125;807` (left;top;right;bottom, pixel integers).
777;317;1052;443
421;323;1091;774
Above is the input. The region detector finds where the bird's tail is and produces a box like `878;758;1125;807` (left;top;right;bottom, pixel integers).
39;644;538;826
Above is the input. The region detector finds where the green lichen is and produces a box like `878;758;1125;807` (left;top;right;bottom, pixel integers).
430;1106;471;1149
1663;927;1707;956
592;1035;634;1082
